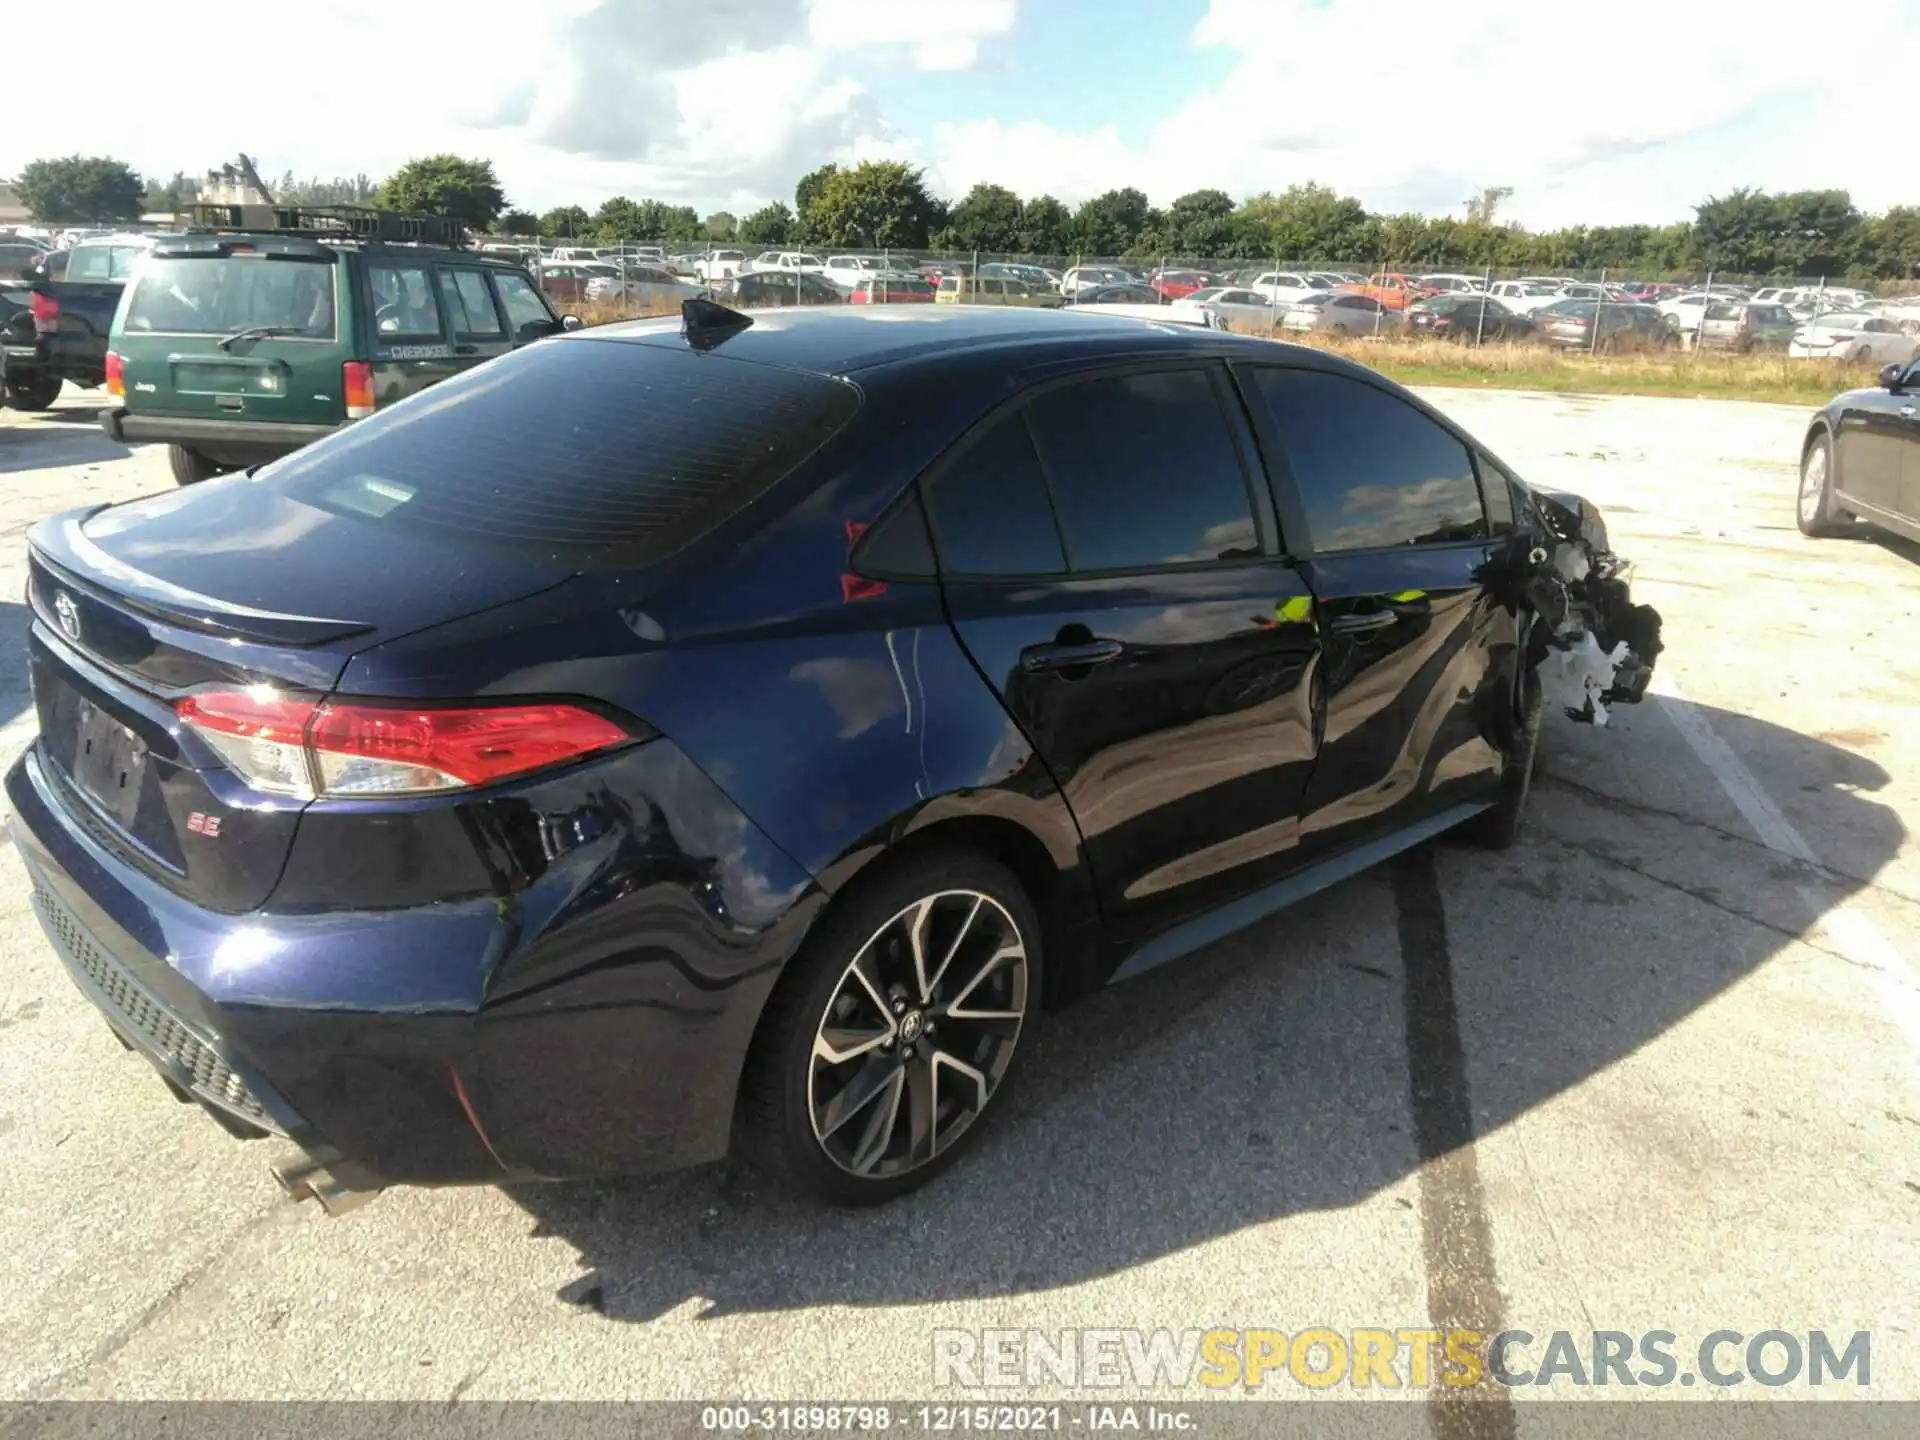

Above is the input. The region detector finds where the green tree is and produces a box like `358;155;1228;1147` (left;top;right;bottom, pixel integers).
944;183;1024;253
140;170;194;214
276;172;378;206
377;155;506;227
540;204;591;239
1017;195;1072;256
806;162;943;248
1234;183;1372;262
16;155;145;223
495;209;538;235
1166;189;1238;258
740;201;796;245
1070;187;1153;256
1861;206;1920;279
793;163;840;242
703;210;738;241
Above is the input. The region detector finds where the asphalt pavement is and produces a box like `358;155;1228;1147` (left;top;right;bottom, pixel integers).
0;382;1914;1419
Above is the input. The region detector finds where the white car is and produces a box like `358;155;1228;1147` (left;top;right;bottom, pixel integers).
1657;292;1729;335
1060;264;1135;296
1280;292;1396;335
1174;287;1286;332
695;249;749;282
1787;311;1920;365
823;255;894;287
748;251;827;276
1416;273;1487;294
585;265;704;308
1486;281;1566;315
1241;270;1333;305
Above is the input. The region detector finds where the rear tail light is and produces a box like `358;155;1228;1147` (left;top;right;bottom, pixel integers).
29;290;59;335
176;689;633;799
104;350;125;398
343;361;375;420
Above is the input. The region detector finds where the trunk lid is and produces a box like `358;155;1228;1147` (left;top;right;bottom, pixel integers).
26;488;574;911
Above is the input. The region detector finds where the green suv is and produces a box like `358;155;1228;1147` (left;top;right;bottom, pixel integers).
100;207;578;484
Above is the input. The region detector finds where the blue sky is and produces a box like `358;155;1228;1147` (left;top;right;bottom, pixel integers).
9;0;1917;230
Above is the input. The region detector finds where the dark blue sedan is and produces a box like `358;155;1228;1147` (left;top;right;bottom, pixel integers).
6;303;1660;1209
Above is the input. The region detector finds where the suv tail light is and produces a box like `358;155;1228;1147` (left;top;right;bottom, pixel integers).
343;361;375;420
105;350;125;398
28;290;59;335
176;690;633;799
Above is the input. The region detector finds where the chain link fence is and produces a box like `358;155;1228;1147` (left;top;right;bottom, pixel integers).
481;236;1913;359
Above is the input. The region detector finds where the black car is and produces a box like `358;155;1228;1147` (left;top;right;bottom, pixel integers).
729;270;844;306
1404;294;1534;343
1067;283;1166;306
1799;360;1920;542
7;304;1660;1210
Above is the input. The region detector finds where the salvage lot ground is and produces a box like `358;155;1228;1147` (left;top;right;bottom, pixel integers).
0;384;1917;1411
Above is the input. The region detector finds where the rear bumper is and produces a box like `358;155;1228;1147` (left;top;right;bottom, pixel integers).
99;408;340;452
5;736;820;1190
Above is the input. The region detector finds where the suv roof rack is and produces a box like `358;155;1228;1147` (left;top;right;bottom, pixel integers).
181;203;469;249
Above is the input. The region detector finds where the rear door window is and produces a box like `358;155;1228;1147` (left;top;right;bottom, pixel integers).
924;413;1067;576
436;268;505;338
1246;368;1487;552
267;339;860;563
1024;368;1260;570
369;263;444;340
124;256;337;338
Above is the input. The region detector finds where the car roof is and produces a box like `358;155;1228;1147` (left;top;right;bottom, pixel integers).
577;303;1359;377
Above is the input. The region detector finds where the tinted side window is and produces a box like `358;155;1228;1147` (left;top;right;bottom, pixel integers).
447;270;504;336
924;414;1067;576
1025;369;1258;570
1476;454;1518;534
370;264;443;339
1250;369;1487;552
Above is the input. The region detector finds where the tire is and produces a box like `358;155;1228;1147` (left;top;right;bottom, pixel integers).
1796;430;1849;538
1462;668;1543;850
738;849;1041;1204
168;445;224;486
2;370;61;410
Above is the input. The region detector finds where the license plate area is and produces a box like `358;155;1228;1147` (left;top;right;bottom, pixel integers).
72;696;149;827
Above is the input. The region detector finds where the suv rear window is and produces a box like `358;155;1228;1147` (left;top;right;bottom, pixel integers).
265;338;860;564
124;256;337;339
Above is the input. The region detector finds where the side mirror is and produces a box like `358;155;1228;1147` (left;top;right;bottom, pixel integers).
1880;361;1904;391
562;314;584;332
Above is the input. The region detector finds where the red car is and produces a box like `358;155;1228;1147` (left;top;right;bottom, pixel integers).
849;276;936;304
1148;269;1215;300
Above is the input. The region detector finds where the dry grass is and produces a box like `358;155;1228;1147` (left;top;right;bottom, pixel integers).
1275;334;1875;405
555;299;685;327
551;296;1875;405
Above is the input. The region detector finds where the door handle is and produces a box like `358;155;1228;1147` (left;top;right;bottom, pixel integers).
454;343;479;356
1327;610;1398;636
1020;639;1123;674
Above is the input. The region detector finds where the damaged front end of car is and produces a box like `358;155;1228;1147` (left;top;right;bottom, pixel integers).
1520;490;1664;726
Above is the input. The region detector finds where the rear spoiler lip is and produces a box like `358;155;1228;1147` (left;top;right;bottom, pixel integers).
28;508;376;647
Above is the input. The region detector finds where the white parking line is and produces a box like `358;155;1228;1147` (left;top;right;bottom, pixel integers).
1654;678;1920;1065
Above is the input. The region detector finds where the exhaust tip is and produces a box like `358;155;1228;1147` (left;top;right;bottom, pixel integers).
270;1149;382;1216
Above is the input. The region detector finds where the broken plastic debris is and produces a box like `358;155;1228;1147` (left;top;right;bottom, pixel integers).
1538;632;1629;726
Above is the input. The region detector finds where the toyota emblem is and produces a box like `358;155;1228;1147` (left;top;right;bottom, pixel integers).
53;590;80;642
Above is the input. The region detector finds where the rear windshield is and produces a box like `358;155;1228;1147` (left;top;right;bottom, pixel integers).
263;338;861;564
125;256;337;339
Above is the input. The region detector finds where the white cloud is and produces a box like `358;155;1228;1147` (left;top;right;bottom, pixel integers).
3;0;1910;227
924;0;1920;227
